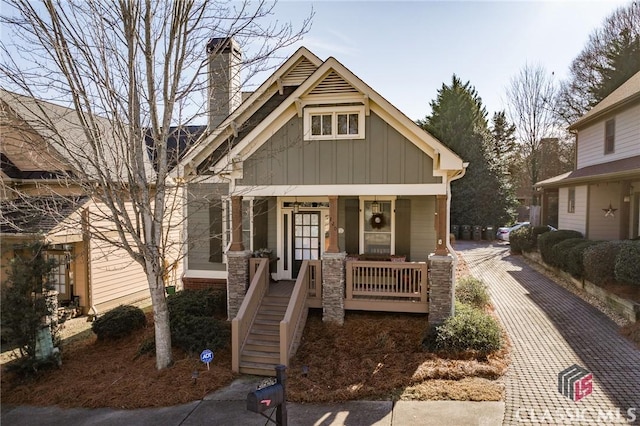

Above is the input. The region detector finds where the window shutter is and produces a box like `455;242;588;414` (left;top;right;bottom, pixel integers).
395;198;411;259
345;198;360;254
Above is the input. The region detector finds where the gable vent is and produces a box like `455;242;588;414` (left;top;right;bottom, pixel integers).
281;57;318;86
308;71;359;96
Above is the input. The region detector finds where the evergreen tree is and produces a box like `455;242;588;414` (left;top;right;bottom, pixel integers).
419;75;513;227
593;27;640;101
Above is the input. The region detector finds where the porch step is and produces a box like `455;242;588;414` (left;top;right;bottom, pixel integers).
248;329;280;342
239;361;279;376
245;339;280;353
241;349;280;364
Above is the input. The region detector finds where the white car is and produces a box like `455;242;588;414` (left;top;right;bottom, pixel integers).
496;222;530;242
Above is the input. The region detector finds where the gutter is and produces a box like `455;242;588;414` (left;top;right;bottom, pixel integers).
445;162;468;317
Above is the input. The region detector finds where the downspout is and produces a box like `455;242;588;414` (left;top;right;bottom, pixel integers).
446;162;468;316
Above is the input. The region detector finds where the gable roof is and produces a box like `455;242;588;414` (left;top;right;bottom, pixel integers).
569;71;640;131
177;48;463;178
0;195;88;235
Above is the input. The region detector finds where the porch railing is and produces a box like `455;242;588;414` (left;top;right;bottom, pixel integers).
232;257;269;372
306;260;322;307
345;260;428;313
280;260;313;366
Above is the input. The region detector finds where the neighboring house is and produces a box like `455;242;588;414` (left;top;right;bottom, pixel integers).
173;39;466;374
536;71;640;240
0;90;183;315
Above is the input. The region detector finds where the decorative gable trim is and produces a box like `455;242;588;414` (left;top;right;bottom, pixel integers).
281;57;318;86
307;70;360;96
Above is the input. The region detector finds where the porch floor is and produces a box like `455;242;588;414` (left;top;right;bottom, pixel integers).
268;280;294;297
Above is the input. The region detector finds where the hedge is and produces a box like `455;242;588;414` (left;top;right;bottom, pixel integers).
566;240;603;278
455;276;490;309
549;238;586;269
538;230;584;264
583;240;628;286
92;305;146;340
614;241;640;286
510;225;552;254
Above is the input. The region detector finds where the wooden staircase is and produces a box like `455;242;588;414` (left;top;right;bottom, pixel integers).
239;287;292;375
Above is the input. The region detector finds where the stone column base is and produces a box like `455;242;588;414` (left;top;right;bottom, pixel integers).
428;253;454;325
226;251;252;320
322;252;346;325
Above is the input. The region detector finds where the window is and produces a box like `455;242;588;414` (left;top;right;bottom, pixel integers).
305;106;365;140
361;198;395;255
605;119;615;154
568;188;575;213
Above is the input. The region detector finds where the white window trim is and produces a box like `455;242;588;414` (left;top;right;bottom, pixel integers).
222;197;254;263
304;105;365;140
359;196;396;255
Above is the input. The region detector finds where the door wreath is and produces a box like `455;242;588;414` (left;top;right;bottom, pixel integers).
370;213;386;229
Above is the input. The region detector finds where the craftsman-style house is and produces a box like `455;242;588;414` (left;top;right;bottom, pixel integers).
536;71;640;240
174;39;467;375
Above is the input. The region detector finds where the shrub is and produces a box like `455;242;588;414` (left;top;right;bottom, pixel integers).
509;226;531;254
1;242;60;365
91;305;146;340
425;303;502;356
549;238;586;270
166;289;229;354
170;315;229;355
509;226;553;254
538;230;583;264
455;277;490;309
167;289;226;318
583;240;628;285
566;240;602;278
614;241;640;286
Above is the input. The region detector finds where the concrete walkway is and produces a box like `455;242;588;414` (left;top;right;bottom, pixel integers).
457;241;640;425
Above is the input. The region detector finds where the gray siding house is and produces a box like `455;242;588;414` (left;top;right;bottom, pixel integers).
173;39;466;375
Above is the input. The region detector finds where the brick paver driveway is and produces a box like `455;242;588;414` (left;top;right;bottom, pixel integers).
457;241;640;425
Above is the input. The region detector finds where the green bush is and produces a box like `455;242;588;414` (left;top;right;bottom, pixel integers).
167;289;226;318
566;240;602;278
509;226;531;254
425;303;502;356
550;238;586;270
614;241;640;286
583;240;628;285
455;276;490;309
538;230;583;264
166;289;229;354
170;315;229;355
510;226;553;254
91;305;146;340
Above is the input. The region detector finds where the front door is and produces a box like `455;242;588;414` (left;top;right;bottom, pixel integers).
292;212;321;278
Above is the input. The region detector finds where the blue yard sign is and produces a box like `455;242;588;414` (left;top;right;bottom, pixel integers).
200;349;214;370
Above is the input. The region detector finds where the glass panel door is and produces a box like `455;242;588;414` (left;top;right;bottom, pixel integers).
292;212;320;278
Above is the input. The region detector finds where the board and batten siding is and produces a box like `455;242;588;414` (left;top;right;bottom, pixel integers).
407;195;436;262
186;183;228;271
576;103;640;169
239;112;441;186
558;186;587;236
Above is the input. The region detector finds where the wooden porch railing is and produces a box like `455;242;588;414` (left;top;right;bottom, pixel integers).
279;260;312;366
306;259;322;307
231;257;269;372
345;261;429;313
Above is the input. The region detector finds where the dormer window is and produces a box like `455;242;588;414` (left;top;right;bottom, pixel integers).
305;106;365;140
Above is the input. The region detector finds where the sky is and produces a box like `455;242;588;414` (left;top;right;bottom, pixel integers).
254;0;629;121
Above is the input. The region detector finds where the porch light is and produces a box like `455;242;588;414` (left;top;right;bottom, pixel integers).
293;198;300;213
371;199;380;214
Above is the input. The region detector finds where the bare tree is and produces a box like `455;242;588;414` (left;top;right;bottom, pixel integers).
506;63;559;206
0;0;311;370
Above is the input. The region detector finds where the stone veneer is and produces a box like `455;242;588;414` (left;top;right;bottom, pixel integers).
321;252;346;325
226;251;251;320
428;253;454;325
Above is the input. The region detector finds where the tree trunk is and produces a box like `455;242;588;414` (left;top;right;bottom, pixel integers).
147;270;172;369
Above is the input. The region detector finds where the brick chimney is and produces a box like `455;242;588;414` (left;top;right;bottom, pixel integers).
206;37;242;130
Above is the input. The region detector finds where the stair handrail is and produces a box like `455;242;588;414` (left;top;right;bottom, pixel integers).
232;257;269;372
280;260;310;366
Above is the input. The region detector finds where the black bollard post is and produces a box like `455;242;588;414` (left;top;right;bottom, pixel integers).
275;365;287;426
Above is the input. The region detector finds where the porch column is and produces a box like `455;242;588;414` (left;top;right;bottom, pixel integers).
327;196;340;253
434;195;448;256
226;251;251;320
227;195;250;320
428;253;454;324
322;252;346;325
229;195;244;251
